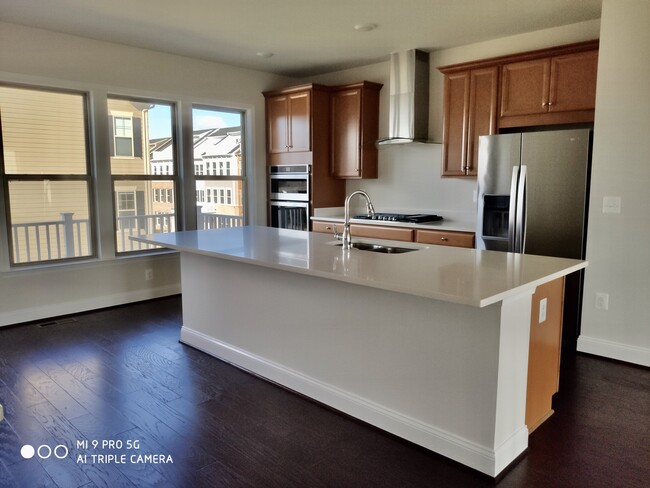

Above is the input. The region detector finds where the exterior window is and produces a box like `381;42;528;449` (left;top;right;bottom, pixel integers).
108;97;177;253
113;116;133;157
193;106;246;230
117;192;136;217
0;85;95;265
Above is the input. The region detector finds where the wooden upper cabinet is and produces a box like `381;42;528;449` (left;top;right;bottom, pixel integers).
499;47;598;127
266;95;290;154
439;41;599;169
467;67;499;175
263;84;346;209
441;72;470;176
331;81;382;179
500;58;551;117
265;90;311;155
441;66;498;177
549;50;599;113
287;91;311;152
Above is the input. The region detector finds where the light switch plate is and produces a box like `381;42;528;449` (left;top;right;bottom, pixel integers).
603;196;621;214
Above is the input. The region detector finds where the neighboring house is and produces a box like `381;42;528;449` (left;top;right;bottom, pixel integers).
150;126;244;228
108;99;158;250
192;126;243;219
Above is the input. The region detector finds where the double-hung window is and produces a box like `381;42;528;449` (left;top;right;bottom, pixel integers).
108;97;177;253
193;106;245;230
113;116;134;157
0;85;94;266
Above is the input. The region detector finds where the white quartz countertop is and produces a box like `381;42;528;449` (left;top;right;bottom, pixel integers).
132;226;587;308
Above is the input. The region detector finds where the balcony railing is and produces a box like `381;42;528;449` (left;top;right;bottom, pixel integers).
197;212;244;230
116;213;177;252
11;211;245;261
11;212;91;264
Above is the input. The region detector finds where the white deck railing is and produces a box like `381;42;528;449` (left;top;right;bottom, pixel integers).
12;212;244;261
11;213;90;264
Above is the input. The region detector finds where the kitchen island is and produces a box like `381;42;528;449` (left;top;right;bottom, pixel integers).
132;226;587;477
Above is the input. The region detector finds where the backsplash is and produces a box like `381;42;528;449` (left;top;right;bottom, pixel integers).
344;143;477;216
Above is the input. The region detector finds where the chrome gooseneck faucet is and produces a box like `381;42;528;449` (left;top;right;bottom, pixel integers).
342;190;375;249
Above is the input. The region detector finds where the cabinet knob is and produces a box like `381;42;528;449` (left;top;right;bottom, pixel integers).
440;237;448;242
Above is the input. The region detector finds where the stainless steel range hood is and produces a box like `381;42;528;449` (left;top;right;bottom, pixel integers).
377;49;435;145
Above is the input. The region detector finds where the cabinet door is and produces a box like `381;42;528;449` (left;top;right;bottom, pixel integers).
266;95;289;154
500;58;551;117
466;67;498;176
331;88;361;178
288;91;311;152
549;50;598;113
441;72;470;176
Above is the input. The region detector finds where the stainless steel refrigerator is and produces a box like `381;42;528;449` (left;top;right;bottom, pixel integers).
476;128;591;350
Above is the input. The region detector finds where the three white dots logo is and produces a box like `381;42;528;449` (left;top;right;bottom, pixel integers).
21;444;69;459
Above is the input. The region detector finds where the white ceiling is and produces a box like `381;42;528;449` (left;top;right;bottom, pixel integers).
0;0;602;77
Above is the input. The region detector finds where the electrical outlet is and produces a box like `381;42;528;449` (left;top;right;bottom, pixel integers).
595;292;609;310
145;269;154;281
602;196;621;214
539;298;547;323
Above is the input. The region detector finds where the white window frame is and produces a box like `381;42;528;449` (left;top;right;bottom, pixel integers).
0;83;96;267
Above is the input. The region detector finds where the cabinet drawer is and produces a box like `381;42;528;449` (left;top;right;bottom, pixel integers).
415;230;475;248
350;224;414;242
312;221;342;234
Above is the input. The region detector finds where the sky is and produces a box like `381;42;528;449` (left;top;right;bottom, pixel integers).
147;105;242;139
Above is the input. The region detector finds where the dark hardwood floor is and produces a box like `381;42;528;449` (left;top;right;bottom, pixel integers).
0;296;648;487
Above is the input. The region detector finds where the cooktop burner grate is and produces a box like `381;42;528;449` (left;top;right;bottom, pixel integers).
353;213;443;223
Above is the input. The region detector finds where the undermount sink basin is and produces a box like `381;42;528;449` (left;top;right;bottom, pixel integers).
335;242;419;254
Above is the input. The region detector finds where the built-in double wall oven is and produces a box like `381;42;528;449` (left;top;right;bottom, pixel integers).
268;165;310;231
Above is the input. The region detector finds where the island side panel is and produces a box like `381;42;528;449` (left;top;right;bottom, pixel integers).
492;291;534;474
179;252;524;476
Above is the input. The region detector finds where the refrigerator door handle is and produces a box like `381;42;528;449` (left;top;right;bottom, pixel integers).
516;165;528;253
508;166;519;252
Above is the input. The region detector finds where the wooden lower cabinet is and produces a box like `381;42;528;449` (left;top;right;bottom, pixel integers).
526;277;565;433
312;220;341;234
415;229;475;248
312;220;475;248
349;224;413;242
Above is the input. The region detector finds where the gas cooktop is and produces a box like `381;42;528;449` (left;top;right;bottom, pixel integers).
353;213;443;223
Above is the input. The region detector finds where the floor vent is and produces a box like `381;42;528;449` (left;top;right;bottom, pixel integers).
38;317;77;327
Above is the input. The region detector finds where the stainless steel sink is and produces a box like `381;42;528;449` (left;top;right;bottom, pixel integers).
335;242;419;254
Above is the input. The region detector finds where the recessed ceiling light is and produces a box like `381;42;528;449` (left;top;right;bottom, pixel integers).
256;52;274;58
354;23;378;32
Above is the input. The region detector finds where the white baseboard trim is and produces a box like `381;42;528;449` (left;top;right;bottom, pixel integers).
577;335;650;367
181;326;521;477
0;284;181;327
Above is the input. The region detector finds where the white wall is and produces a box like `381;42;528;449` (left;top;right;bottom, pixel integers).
579;0;650;366
310;20;601;218
0;22;295;326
